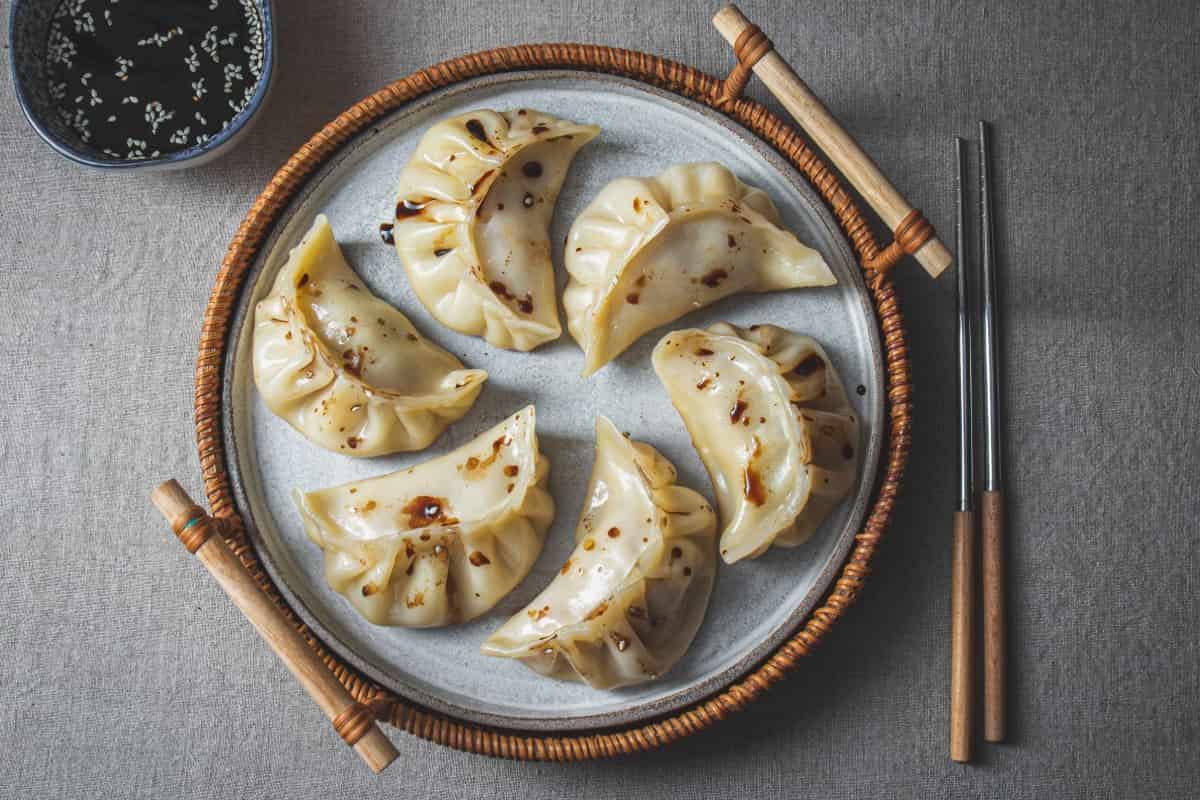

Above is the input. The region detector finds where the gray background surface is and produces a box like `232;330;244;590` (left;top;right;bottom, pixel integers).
1;1;1197;797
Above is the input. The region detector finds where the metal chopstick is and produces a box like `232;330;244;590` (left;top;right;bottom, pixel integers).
950;137;977;763
979;120;1007;743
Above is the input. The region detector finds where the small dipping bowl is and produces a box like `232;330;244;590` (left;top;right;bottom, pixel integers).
9;0;275;170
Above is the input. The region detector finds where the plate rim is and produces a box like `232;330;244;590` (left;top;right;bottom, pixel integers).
192;46;911;755
223;69;882;732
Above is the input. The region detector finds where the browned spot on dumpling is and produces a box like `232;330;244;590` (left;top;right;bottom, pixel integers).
522;192;535;208
517;295;533;314
404;539;415;558
683;566;692;577
670;546;682;559
528;605;550;621
610;632;629;652
465;118;490;145
296;273;310;288
522;161;542;178
633;197;642;212
531;123;549;135
730;399;748;424
464;436;512;477
468;551;491;567
345;436;360;450
696;377;711;390
379;223;394;245
361;583;378;597
434;247;452;257
406;592;425;608
626;292;640;305
607;527;621;538
582;537;596;552
560;558;573;575
504;465;519;477
585;602;609;621
401;495;451;528
695;348;714;357
843;443;855;460
727;233;737;248
701;268;728;288
744;464;766;506
627;605;646;619
361;500;377;513
342;348;364;378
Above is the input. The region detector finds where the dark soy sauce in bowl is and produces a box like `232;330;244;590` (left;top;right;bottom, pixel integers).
43;0;265;160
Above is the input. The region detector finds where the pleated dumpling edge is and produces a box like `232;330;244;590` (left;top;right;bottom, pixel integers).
253;214;487;457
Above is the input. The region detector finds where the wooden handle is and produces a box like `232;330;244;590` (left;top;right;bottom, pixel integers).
712;4;953;278
950;510;976;762
981;489;1006;742
150;480;399;774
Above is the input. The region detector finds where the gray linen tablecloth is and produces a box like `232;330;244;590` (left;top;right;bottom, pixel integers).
2;1;1197;797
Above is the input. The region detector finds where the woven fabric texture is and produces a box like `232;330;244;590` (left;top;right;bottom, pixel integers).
0;0;1197;797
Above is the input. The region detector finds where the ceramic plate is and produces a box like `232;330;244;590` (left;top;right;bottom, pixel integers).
223;71;883;732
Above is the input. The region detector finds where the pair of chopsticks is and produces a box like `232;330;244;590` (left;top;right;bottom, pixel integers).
950;124;1006;763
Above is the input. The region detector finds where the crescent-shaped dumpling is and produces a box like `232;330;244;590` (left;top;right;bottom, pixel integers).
652;323;860;564
253;215;486;457
563;162;835;375
293;406;555;627
392;109;599;351
481;415;717;689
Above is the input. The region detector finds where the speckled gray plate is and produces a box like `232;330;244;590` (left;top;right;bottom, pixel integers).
223;71;883;732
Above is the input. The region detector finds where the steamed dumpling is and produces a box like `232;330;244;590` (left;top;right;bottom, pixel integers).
652;323;860;563
482;416;716;689
563;162;835;375
293;406;554;627
253;215;486;457
392;109;599;351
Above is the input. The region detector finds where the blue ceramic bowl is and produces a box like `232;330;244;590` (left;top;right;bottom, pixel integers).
9;0;275;170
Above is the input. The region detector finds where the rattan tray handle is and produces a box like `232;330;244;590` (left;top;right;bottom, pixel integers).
713;4;953;279
150;480;399;774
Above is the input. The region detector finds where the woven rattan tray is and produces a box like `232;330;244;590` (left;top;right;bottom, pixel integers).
192;42;916;760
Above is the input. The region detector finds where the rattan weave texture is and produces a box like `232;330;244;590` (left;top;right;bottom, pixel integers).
194;42;921;760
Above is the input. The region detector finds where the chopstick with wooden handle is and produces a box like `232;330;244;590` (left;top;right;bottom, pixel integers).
978;121;1006;743
150;480;399;774
712;4;953;278
949;136;975;763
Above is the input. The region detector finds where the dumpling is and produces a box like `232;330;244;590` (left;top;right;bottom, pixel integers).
293;406;554;627
652;323;860;564
481;416;716;689
391;109;599;351
254;215;486;457
563;162;835;375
